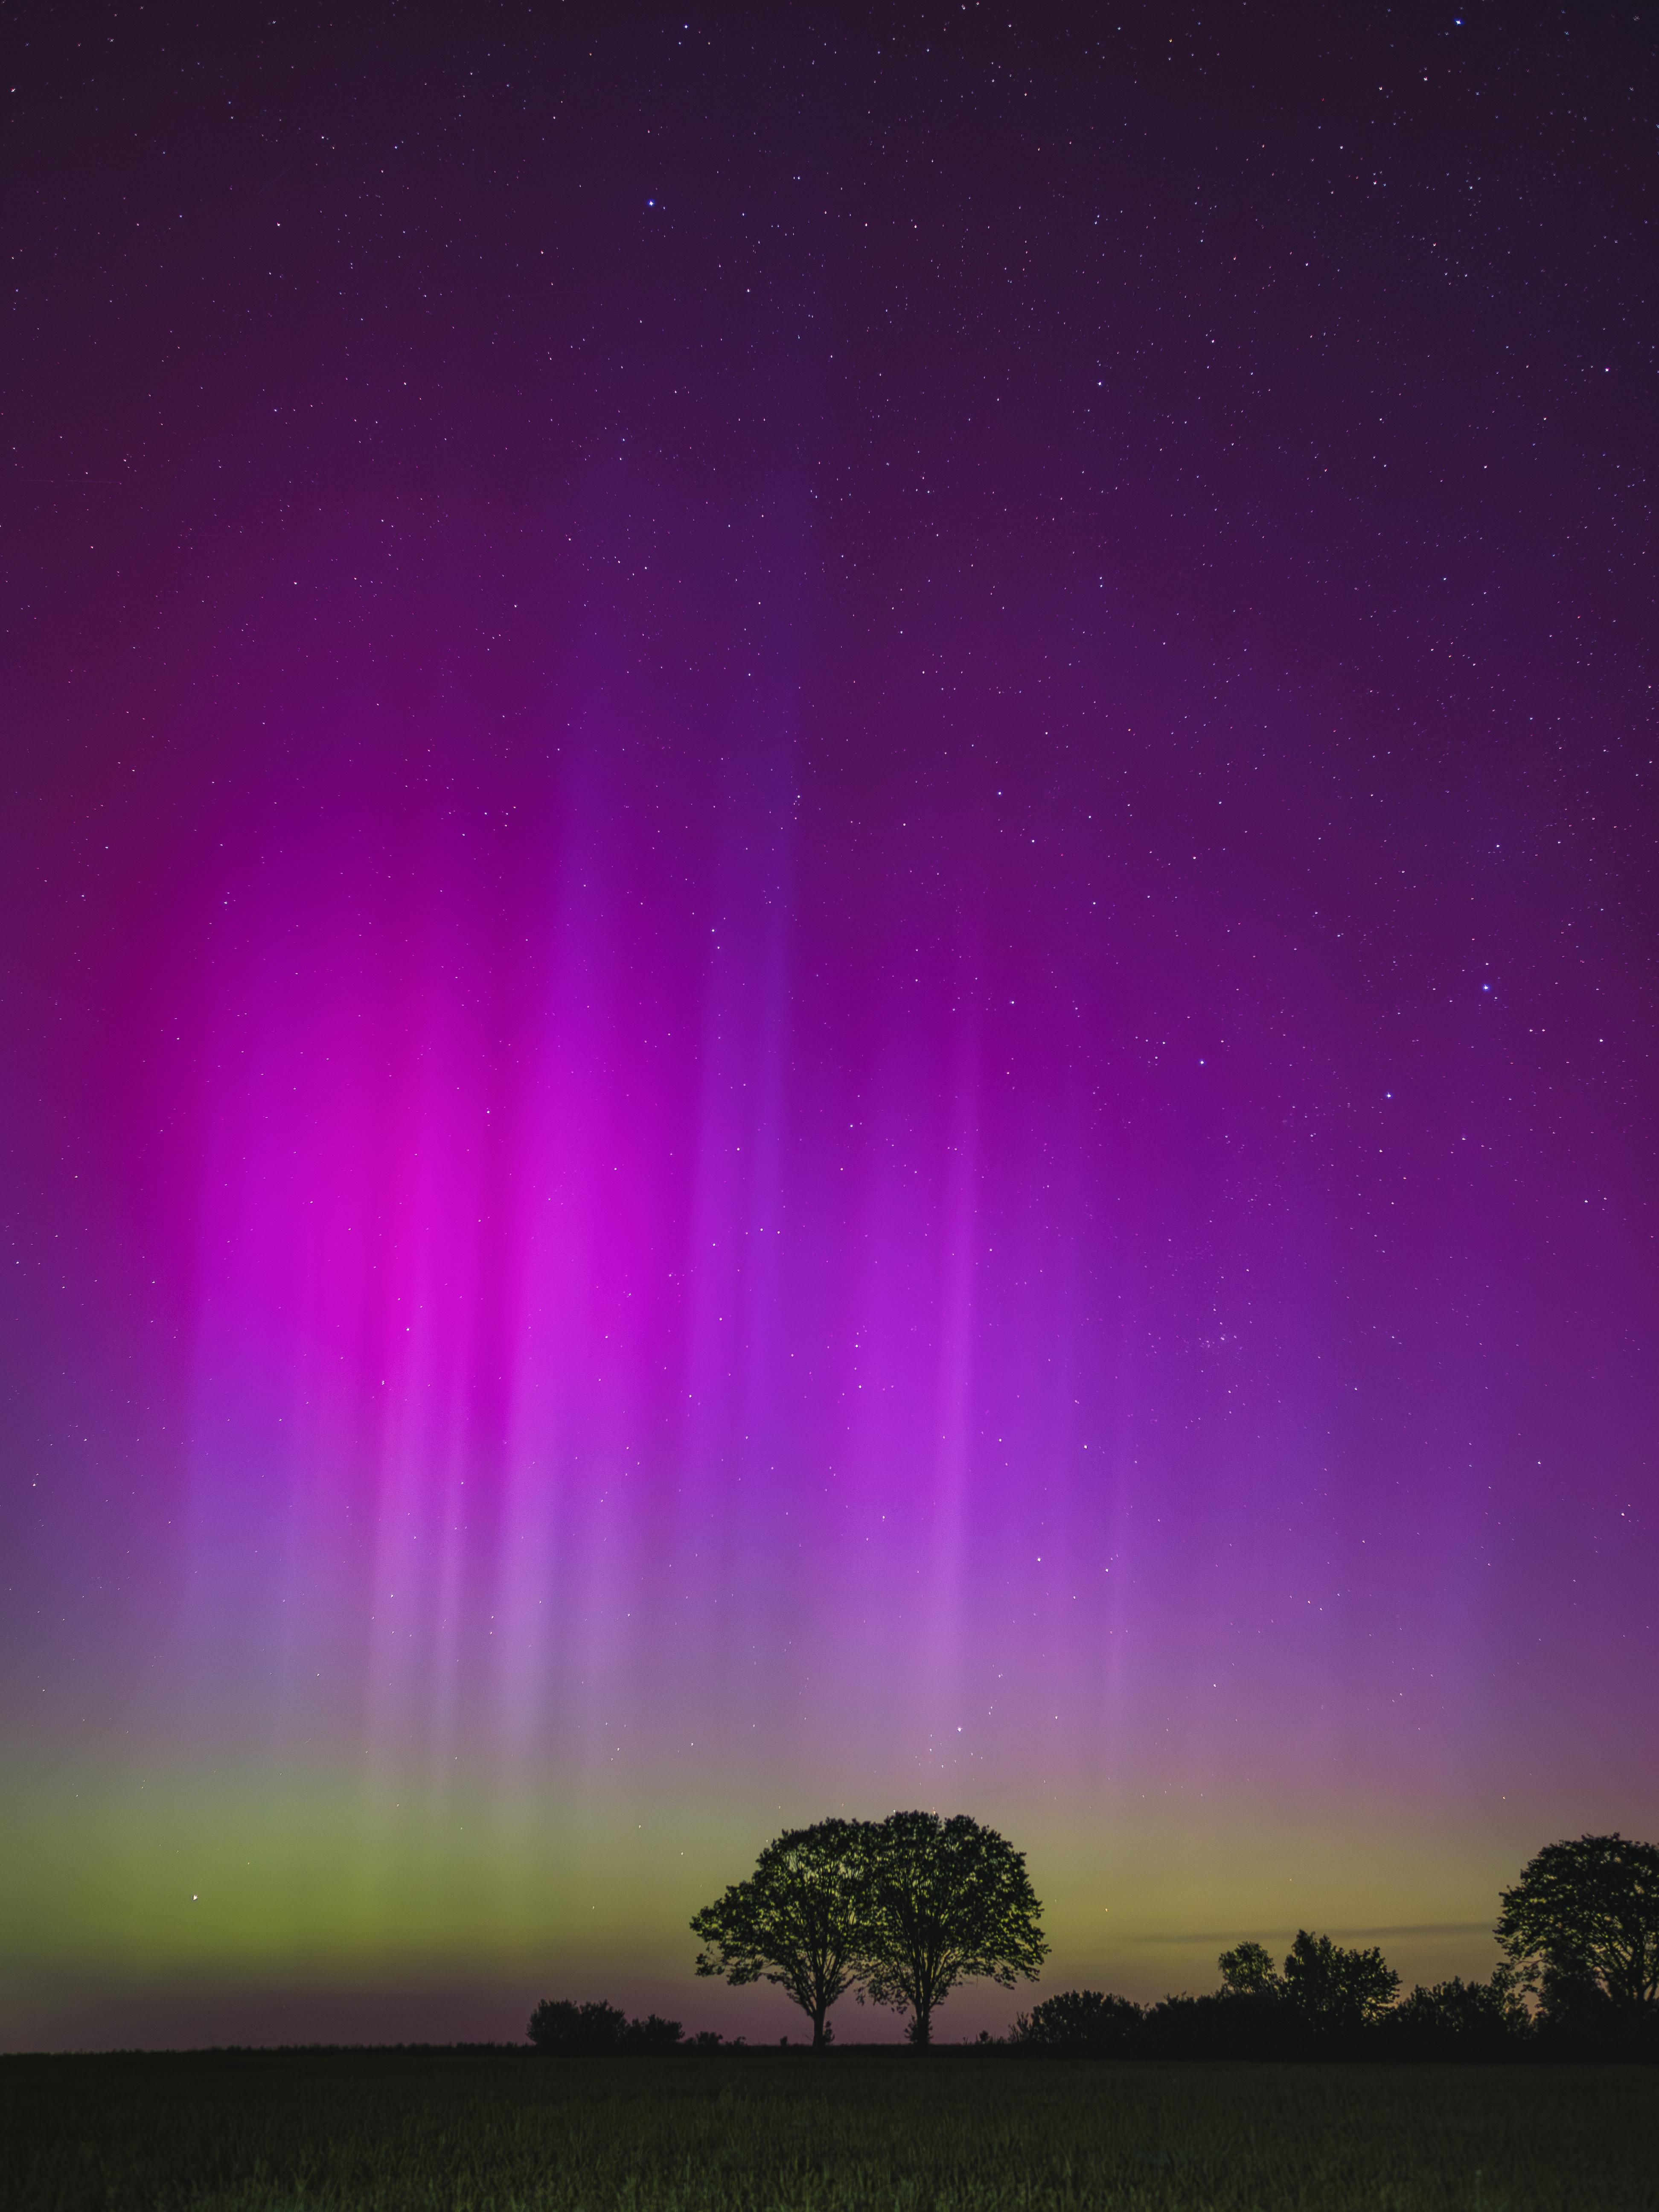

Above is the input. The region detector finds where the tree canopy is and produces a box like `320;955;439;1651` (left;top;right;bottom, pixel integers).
1281;1929;1400;2036
1388;1968;1530;2058
859;1810;1048;2046
1217;1940;1282;1999
1496;1832;1659;2032
690;1817;873;2047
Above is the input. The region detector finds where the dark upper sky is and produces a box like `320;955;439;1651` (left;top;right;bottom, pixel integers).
9;5;1654;1030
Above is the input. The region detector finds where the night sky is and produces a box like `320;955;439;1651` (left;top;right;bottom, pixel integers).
3;2;1655;2050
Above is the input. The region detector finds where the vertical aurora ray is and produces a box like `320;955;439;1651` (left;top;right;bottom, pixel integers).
7;727;1655;2035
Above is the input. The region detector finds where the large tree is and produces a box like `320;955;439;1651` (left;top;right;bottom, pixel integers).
859;1810;1048;2047
690;1817;873;2048
1496;1833;1659;2030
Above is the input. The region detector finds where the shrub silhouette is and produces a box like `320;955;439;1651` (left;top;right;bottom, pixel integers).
1010;1988;1144;2055
1387;1969;1531;2059
527;1999;684;2055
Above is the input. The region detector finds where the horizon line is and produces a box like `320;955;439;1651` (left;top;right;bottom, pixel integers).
1122;1923;1495;1944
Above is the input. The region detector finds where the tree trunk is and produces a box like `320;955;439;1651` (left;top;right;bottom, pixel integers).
912;2000;932;2048
812;2003;827;2049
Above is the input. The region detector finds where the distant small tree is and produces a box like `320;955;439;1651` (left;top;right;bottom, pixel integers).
1281;1930;1399;2037
1496;1834;1659;2034
860;1810;1048;2048
691;1817;874;2049
1217;1940;1284;2000
1202;1939;1292;2055
1010;1988;1144;2055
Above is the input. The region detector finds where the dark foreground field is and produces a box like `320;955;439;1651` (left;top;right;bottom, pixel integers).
4;2049;1655;2211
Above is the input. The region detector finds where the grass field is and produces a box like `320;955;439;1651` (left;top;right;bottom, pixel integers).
3;2048;1655;2211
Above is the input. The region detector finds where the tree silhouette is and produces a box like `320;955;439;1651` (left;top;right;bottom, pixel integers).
860;1810;1048;2047
690;1817;873;2049
1281;1929;1399;2037
527;1998;627;2053
1217;1940;1283;1999
1388;1967;1531;2058
1496;1832;1659;2033
527;1999;684;2054
1010;1988;1143;2054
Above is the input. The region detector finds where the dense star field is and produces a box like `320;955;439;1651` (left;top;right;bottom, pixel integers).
2;4;1655;2049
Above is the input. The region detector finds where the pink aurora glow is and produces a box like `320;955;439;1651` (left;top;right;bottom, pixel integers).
4;3;1656;2050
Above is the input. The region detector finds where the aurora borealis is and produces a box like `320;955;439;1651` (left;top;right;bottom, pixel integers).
3;5;1656;2049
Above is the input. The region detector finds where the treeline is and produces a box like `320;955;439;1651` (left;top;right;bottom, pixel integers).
1012;1942;1538;2061
1020;1832;1659;2059
527;1825;1659;2059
